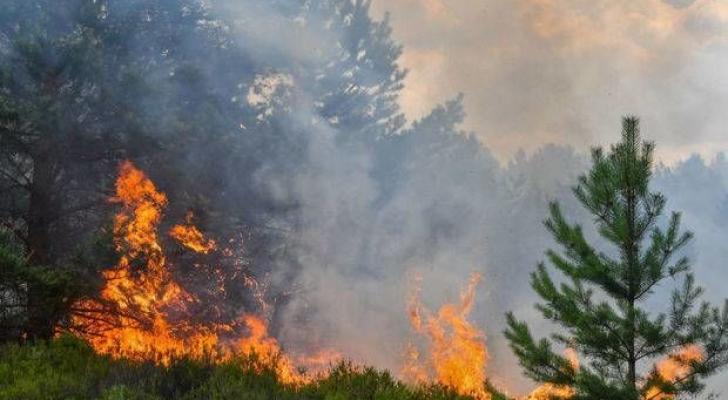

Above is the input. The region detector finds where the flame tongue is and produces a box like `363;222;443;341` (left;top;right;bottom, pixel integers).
170;212;217;254
238;315;318;385
405;273;491;400
526;383;575;400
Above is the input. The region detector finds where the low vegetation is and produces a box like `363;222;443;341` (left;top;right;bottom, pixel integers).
0;335;509;400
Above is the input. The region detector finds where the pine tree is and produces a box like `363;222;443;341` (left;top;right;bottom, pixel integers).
505;117;728;399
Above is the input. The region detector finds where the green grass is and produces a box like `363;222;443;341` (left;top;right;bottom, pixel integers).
0;336;510;400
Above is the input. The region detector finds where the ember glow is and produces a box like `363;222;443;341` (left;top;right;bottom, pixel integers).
404;272;491;399
70;161;327;384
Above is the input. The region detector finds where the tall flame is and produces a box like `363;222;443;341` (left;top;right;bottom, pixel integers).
70;161;329;385
404;272;491;400
72;161;219;363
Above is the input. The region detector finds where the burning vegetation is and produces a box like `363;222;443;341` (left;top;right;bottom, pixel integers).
66;161;500;393
60;160;722;399
525;349;578;400
1;130;720;399
2;0;728;398
405;272;491;399
169;212;217;254
69;161;327;384
0;141;723;400
62;161;503;395
645;345;705;400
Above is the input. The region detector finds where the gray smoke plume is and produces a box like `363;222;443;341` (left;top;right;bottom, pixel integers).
196;1;728;395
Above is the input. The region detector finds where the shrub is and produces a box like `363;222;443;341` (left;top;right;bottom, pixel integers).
0;335;110;399
0;336;509;400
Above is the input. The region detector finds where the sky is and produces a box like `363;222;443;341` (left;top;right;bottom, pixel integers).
370;0;728;164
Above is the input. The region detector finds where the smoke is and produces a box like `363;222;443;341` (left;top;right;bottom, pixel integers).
651;156;728;396
370;0;728;163
196;1;728;395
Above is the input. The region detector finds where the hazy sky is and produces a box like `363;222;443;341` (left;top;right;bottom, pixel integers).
370;0;728;163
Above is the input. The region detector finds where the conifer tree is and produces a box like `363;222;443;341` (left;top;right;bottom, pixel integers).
505;117;728;399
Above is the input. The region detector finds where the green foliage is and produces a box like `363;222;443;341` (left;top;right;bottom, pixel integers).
308;363;417;400
0;228;111;342
0;231;76;341
505;117;728;399
0;336;509;400
99;385;160;400
0;335;111;399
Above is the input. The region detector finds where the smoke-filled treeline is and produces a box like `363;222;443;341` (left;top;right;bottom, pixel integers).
1;0;727;395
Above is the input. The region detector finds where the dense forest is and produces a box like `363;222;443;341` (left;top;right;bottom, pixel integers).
1;1;728;399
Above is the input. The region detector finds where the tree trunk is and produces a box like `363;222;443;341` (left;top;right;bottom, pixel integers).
24;146;58;341
624;142;639;398
27;155;53;266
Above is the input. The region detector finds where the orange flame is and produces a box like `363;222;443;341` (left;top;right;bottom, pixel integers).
526;344;705;400
525;349;578;400
236;314;311;384
527;384;575;400
404;272;491;400
170;212;216;254
70;161;331;384
645;344;704;400
71;161;219;363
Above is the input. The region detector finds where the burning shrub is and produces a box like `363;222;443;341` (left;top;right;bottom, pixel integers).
65;161;338;386
405;273;491;399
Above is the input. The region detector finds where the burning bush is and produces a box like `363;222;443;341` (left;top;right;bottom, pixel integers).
68;161;334;384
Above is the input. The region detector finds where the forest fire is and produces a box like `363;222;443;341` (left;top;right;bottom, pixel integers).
69;161;321;384
4;1;728;398
67;161;494;390
404;272;491;400
64;161;707;398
